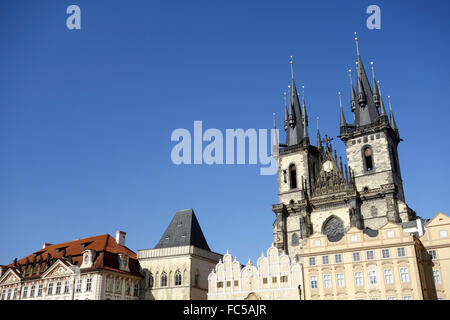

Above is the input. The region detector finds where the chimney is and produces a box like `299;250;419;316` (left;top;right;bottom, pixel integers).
42;243;53;249
115;231;126;246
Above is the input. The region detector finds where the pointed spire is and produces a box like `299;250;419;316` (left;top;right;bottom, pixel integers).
371;62;380;106
302;85;309;141
316;117;322;150
272;113;279;159
388;96;398;132
349;69;357;113
283;91;289;131
339;92;347;127
286;56;304;146
354;32;360;57
377;80;387;116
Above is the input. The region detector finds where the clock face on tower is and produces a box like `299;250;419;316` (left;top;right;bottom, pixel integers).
322;160;334;173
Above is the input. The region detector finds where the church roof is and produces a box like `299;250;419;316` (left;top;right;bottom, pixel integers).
154;209;211;251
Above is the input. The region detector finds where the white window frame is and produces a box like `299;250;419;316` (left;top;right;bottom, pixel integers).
336;273;345;288
309;257;316;266
353;252;360;262
334;254;342;264
322;256;329;265
384;269;394;284
354;272;363;287
397;247;406;257
323;274;332;289
381;249;390;259
368;270;378;285
400;267;410;283
310;276;318;289
433;269;442;285
366;250;374;260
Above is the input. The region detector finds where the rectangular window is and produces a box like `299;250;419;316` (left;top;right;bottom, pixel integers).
433;270;442;285
336;273;345;288
37;285;43;297
13;288;17;300
387;296;397;300
400;268;410;283
7;288;11;300
397;247;406;257
217;282;223;288
309;257;316;266
310;276;318;289
368;270;377;285
334;254;342;264
22;287;28;298
134;284;139;297
387;230;395;238
354;272;363;287
350;235;358;242
56;282;61;294
323;274;332;289
353;252;360;262
234;280;239;287
439;230;448;239
86;278;92;292
366;250;374;260
226;281;231;287
64;280;70;294
116;279;122;292
384;269;394;284
322;256;329;265
1;290;5;300
47;283;53;295
262;277;267;284
272;277;278;283
281;276;288;283
76;279;82;293
403;296;413;300
382;249;390;259
126;282;131;295
30;286;35;298
428;250;437;260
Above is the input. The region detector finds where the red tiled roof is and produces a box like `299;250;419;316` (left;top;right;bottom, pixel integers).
5;234;142;278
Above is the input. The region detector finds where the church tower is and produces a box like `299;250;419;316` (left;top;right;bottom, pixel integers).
339;33;416;229
271;35;416;262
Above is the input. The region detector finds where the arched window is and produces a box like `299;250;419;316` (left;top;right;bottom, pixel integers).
175;270;182;286
289;164;297;189
363;147;373;171
292;233;299;246
148;272;154;289
161;272;168;287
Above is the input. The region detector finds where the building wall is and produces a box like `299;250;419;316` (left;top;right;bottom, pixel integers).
208;245;303;300
419;212;450;300
138;245;221;300
299;223;424;300
277;149;309;205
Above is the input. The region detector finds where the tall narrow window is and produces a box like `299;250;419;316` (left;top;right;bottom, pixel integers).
148;272;154;289
161;272;168;287
291;233;299;246
310;276;318;289
175;271;182;286
433;270;442;285
364;147;373;171
289;164;297;189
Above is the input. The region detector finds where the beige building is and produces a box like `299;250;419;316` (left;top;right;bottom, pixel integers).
0;231;142;300
208;245;303;300
298;222;433;300
419;212;450;300
138;209;222;300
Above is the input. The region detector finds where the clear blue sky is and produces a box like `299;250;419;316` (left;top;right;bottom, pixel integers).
1;0;449;265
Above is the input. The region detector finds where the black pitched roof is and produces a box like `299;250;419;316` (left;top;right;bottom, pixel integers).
154;209;211;251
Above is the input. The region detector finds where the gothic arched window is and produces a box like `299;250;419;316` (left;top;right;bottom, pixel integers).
175;270;182;286
289;164;297;189
292;233;299;246
148;272;154;289
363;146;373;171
161;272;168;287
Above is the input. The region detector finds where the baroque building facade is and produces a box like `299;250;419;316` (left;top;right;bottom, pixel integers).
0;231;142;300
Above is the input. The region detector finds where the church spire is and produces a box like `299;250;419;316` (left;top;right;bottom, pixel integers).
388;96;399;132
283;92;289;131
301;85;309;144
370;62;380;107
339;92;347;127
349;69;357;114
285;56;304;146
316;117;323;150
377;80;387;116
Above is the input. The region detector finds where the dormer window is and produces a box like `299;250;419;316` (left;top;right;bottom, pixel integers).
289;164;297;189
118;253;130;272
81;249;96;269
